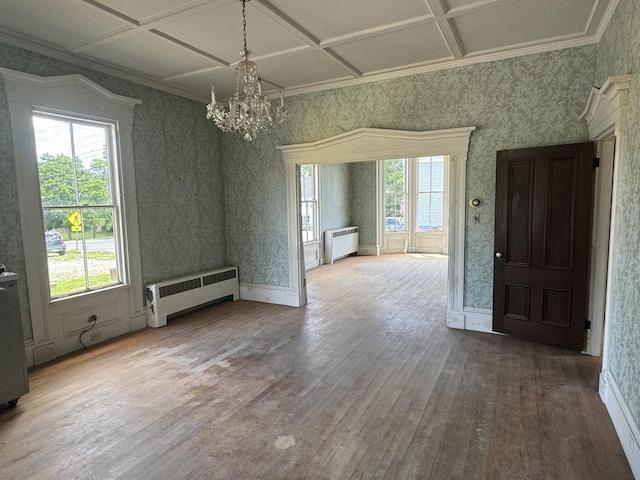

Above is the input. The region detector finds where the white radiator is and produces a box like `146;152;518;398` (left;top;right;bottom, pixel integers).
324;226;359;264
145;266;239;328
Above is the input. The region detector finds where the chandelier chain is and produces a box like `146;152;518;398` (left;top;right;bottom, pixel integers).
206;0;287;141
242;0;248;53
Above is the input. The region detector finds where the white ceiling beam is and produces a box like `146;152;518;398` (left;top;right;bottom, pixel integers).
319;15;435;48
252;0;362;78
424;0;466;58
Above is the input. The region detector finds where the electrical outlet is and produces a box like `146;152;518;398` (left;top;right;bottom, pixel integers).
90;332;102;342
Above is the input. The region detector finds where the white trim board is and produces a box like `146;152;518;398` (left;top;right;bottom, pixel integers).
1;68;145;364
463;308;495;334
600;370;640;478
278;127;476;329
581;74;636;475
239;283;301;308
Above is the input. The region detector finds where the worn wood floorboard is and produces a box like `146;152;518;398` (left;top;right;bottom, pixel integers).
0;254;633;479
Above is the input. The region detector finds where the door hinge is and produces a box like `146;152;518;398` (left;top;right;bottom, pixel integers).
585;319;592;330
593;157;600;168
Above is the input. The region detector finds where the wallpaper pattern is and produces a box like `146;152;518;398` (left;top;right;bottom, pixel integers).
0;43;227;339
349;161;378;247
0;76;31;339
224;46;595;304
595;0;640;428
321;163;351;232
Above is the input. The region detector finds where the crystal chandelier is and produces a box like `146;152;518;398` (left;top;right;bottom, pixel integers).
206;0;287;141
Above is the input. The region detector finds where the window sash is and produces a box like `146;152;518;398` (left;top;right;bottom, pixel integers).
34;112;124;300
300;165;319;243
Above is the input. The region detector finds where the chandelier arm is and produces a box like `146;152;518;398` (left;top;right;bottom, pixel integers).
206;0;287;141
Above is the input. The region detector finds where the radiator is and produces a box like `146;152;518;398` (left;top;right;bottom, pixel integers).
145;266;239;328
324;226;359;264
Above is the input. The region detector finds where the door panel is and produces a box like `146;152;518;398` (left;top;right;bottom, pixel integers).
493;142;595;351
506;160;533;266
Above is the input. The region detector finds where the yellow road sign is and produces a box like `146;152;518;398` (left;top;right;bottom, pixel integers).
71;225;82;232
68;212;81;226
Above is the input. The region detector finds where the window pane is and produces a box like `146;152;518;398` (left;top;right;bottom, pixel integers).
300;165;318;243
84;208;119;290
416;156;445;231
74;124;111;205
417;193;430;231
45;208;74;297
385;159;406;232
431;157;444;191
385;193;405;232
385;159;405;194
35;113;122;299
430;192;444;230
418;158;431;192
300;165;314;201
35;117;75;207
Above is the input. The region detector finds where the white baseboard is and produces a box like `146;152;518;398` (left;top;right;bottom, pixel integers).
240;282;301;307
447;311;465;329
130;312;147;331
24;340;35;368
600;370;640;478
463;308;497;334
358;245;379;256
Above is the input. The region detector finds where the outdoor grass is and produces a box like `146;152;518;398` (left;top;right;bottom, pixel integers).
48;250;118;296
50;250;116;261
50;273;117;296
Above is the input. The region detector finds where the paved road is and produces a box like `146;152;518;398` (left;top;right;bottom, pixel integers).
65;238;115;252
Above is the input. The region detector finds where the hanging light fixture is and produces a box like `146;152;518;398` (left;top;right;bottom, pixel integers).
206;0;287;141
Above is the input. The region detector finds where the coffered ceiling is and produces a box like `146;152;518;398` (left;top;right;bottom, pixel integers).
0;0;619;103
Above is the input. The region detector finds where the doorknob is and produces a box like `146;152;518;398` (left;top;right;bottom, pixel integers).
495;252;503;260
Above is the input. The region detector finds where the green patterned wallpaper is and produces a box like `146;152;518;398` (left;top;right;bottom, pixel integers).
595;0;640;428
223;46;596;302
321;163;351;232
349;161;378;247
0;43;227;340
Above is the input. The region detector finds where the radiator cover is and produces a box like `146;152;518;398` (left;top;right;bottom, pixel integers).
324;226;359;264
145;266;239;328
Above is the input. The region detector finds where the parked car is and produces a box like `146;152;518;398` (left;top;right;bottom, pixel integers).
385;217;405;231
45;232;66;256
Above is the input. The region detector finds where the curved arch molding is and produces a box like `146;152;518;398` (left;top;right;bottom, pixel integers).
278;126;475;330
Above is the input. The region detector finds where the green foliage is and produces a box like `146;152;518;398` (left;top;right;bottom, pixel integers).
300;164;313;176
385;159;406;219
38;154;113;237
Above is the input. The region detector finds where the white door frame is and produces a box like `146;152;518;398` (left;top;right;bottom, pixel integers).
580;73;638;478
580;75;632;359
277;127;475;328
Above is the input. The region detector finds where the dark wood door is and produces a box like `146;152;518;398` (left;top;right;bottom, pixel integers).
493;142;595;351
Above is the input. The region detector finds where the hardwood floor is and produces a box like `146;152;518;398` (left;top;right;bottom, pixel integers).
0;254;633;479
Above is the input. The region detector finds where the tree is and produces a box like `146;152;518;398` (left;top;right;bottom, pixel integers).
38;153;112;238
79;157;112;238
385;159;406;220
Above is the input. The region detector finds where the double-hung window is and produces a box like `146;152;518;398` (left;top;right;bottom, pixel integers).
300;164;319;243
384;159;407;232
34;113;122;299
416;156;445;231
